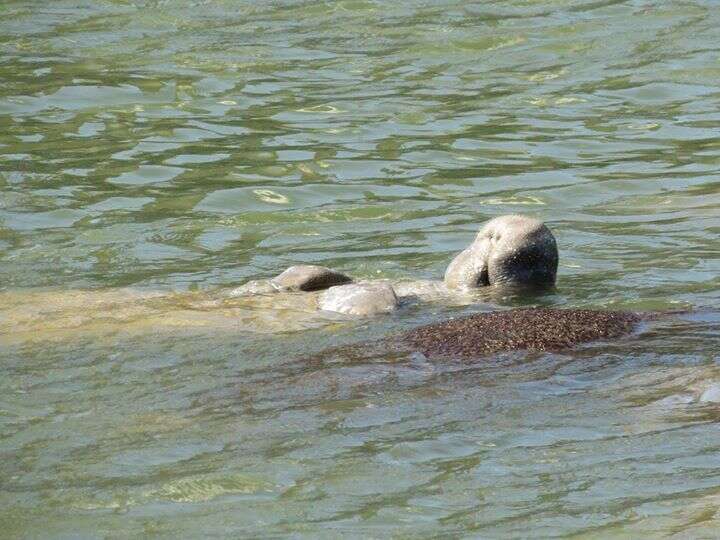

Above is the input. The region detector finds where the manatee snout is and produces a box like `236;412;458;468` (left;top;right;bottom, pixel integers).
444;215;558;290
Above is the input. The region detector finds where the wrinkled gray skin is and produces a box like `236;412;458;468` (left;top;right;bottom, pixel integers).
444;215;558;290
233;214;559;316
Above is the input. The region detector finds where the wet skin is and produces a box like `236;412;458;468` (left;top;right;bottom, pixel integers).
235;214;560;316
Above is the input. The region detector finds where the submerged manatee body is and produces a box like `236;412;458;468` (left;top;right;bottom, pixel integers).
398;308;642;359
307;307;650;363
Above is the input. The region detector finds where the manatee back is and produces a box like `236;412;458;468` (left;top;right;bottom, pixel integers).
399;308;642;359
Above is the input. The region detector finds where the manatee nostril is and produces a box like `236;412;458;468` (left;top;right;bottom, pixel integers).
476;266;490;286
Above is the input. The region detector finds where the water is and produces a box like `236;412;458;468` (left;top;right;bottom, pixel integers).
1;0;720;537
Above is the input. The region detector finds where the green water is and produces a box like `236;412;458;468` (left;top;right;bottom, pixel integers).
2;0;720;537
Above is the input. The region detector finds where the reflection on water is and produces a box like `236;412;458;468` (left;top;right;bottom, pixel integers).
1;0;720;537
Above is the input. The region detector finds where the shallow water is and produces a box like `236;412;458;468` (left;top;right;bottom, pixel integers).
1;0;720;537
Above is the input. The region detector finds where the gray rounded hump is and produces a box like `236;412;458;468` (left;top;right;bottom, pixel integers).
444;215;558;289
271;265;352;292
318;282;399;316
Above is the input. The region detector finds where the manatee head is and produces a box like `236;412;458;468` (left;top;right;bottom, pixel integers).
444;215;558;290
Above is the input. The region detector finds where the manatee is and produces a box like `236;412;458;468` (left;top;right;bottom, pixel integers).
444;214;558;290
235;214;560;316
305;307;649;363
272;265;352;292
1;214;695;346
318;282;399;316
398;308;642;359
230;213;691;360
230;264;352;296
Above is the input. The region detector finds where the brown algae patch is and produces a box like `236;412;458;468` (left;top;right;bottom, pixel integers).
400;308;641;359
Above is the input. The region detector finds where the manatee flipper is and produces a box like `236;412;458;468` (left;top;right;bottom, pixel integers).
318;282;399;316
230;265;353;296
271;265;353;292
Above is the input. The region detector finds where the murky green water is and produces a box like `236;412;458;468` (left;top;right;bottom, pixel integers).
2;0;720;537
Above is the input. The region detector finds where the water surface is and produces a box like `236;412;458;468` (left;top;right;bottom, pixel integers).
2;0;720;537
